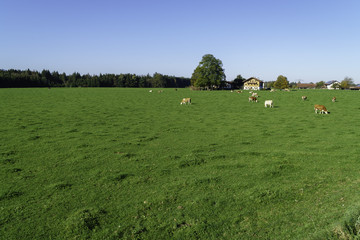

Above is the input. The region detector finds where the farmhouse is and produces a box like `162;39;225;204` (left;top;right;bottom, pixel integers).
324;80;340;89
297;83;316;89
243;77;264;90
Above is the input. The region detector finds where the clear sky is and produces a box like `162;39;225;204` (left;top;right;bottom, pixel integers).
1;0;360;83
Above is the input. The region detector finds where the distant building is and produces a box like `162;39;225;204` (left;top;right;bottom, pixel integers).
243;77;264;90
297;83;316;89
324;80;340;89
350;84;360;90
223;81;233;89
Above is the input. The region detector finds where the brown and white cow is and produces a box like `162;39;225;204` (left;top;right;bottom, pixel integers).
302;96;307;101
180;98;191;105
314;104;328;114
332;97;336;102
249;96;258;102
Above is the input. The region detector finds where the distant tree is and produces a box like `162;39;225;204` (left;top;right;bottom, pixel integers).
289;82;297;88
41;69;52;86
273;75;289;89
316;81;325;89
265;81;274;89
232;74;246;89
60;73;67;87
0;69;191;88
191;54;225;89
151;72;166;88
340;77;354;89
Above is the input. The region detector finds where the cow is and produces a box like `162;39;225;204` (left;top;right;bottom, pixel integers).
236;90;242;93
302;96;307;101
270;89;276;92
149;90;153;92
332;97;336;102
252;92;258;97
314;104;328;114
264;100;273;108
249;96;258;102
180;98;191;105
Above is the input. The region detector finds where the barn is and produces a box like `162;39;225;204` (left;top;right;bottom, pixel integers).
243;77;264;90
297;83;316;89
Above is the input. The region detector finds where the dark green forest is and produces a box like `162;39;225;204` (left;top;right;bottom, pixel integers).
0;69;191;88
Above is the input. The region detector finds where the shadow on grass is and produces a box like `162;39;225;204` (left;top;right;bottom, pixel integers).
0;191;24;201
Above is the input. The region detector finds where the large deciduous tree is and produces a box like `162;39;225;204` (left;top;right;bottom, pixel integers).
232;74;246;89
273;75;289;89
340;76;354;89
191;54;226;89
316;81;325;89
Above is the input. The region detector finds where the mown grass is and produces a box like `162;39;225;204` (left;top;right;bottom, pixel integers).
1;88;360;239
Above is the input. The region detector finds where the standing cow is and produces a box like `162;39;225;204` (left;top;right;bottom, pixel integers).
248;96;258;102
264;100;273;108
180;98;191;105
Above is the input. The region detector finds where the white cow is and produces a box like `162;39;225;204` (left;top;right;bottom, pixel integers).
264;100;273;108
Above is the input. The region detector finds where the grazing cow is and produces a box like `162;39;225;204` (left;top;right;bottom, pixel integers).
149;90;153;92
264;100;273;108
180;98;191;105
314;104;328;114
249;96;258;102
236;90;242;93
302;96;307;101
332;97;336;102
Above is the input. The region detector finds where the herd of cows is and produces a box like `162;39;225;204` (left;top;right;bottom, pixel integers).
247;91;333;114
247;91;335;114
148;88;335;115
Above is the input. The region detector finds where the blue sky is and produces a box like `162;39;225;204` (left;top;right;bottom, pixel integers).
1;0;360;83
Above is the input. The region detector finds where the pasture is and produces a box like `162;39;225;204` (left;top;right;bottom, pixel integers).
1;88;360;239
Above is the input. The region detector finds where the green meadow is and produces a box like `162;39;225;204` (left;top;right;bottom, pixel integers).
1;88;360;239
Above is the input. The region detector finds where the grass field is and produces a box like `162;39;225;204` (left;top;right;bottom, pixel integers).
1;88;360;239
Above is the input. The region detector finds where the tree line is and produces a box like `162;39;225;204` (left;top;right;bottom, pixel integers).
0;69;191;88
